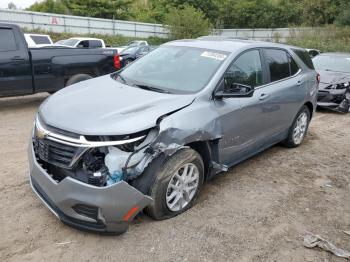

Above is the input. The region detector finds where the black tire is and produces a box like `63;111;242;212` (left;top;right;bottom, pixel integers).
282;105;311;148
138;148;204;220
65;74;93;87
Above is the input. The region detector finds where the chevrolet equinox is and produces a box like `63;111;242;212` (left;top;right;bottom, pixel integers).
29;38;318;234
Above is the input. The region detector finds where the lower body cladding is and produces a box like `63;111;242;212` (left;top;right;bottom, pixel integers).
317;87;350;113
28;143;153;234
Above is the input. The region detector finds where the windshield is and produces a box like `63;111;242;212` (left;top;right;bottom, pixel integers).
127;41;139;47
313;55;350;73
115;46;228;94
56;39;79;47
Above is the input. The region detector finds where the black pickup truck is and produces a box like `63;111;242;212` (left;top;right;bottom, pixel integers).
0;24;120;97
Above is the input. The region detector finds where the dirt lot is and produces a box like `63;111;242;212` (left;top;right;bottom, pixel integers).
0;93;349;262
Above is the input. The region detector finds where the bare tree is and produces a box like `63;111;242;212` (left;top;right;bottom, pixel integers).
7;2;17;10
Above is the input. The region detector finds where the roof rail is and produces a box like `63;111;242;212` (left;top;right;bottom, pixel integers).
197;36;250;41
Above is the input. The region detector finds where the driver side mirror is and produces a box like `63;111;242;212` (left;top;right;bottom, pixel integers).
215;80;255;99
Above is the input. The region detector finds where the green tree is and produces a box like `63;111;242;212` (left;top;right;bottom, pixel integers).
65;0;133;20
164;0;220;25
335;1;350;26
272;0;302;27
219;0;280;28
131;0;168;23
302;0;338;26
27;0;69;14
164;4;212;39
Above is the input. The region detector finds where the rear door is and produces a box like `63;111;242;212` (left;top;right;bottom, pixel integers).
254;48;305;140
0;26;33;96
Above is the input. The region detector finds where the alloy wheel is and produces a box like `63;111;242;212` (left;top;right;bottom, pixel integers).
293;112;308;145
165;163;200;212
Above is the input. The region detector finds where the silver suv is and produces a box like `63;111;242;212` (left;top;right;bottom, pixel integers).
29;39;318;234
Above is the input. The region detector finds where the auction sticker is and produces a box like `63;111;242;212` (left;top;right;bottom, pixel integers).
201;51;227;61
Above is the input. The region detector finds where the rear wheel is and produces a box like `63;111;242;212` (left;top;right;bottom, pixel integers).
282;106;310;148
144;148;204;220
65;74;93;87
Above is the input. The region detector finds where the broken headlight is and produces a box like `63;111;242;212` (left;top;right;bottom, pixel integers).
80;128;159;186
325;82;350;90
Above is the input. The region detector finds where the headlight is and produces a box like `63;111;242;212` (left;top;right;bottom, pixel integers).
114;128;158;152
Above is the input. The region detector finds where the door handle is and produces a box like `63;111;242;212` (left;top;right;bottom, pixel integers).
296;80;303;86
11;56;25;61
259;93;269;100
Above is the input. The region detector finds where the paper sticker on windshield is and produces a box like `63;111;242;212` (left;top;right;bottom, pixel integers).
201;51;227;61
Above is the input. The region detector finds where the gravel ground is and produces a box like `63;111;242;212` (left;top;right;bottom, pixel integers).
0;93;349;262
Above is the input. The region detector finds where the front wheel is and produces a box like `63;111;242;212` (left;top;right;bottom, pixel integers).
145;148;204;220
282;106;311;148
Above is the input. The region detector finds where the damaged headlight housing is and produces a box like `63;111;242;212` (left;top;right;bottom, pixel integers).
82;128;159;186
325;82;350;90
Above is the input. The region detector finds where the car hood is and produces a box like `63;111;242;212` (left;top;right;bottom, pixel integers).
39;75;195;135
318;70;350;89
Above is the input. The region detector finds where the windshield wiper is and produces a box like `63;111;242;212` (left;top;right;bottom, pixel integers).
133;84;171;94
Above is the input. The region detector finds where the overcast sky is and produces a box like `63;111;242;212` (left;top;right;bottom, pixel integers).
0;0;39;9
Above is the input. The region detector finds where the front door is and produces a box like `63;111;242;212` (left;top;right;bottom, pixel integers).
216;49;269;165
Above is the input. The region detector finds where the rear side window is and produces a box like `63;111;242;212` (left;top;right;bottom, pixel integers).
292;49;315;69
264;49;290;82
89;40;102;48
290;57;300;75
31;35;51;45
78;40;89;48
0;28;17;51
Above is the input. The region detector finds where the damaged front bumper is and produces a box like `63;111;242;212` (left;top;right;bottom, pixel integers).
317;86;350;113
28;142;153;234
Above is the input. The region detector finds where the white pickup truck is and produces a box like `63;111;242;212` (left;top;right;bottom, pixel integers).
55;37;107;49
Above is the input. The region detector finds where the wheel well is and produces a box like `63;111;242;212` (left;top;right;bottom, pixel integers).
304;101;314;118
64;71;96;84
186;141;211;180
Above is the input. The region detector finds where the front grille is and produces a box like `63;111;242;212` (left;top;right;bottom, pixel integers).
33;137;78;169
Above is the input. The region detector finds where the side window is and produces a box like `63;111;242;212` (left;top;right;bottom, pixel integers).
290;56;300;75
31;35;51;45
224;50;263;92
0;28;17;51
292;49;315;69
264;49;290;82
89;40;102;48
78;40;89;48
